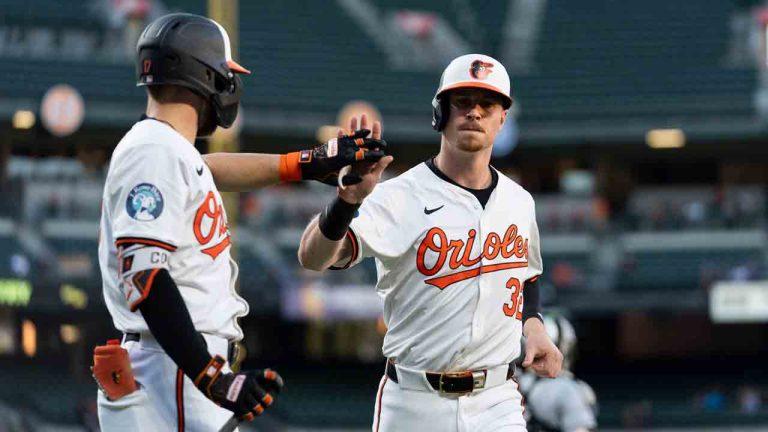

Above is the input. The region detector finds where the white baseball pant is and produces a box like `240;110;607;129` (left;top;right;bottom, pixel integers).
97;332;236;431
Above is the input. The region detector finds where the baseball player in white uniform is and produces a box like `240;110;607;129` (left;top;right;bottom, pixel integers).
94;13;386;431
518;313;598;432
298;54;563;431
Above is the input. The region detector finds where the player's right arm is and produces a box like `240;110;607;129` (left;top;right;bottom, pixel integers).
298;215;354;270
521;199;563;378
203;126;387;192
298;115;393;271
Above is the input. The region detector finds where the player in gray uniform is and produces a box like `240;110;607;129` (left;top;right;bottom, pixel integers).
518;313;598;432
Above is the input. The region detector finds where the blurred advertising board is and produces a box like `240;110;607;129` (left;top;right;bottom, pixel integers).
710;280;768;323
281;282;381;321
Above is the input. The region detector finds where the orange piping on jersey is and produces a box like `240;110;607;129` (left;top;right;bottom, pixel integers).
128;268;161;311
125;287;135;302
424;261;528;290
511;375;526;417
201;235;231;260
116;237;177;251
347;230;359;265
340;229;358;269
330;229;359;270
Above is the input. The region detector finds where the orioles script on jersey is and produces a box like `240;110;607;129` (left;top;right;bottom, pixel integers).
416;224;529;290
194;191;231;260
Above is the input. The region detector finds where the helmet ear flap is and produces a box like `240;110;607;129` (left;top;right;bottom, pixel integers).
431;95;450;132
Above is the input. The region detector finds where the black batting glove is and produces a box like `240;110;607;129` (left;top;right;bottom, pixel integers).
300;129;387;186
194;356;284;421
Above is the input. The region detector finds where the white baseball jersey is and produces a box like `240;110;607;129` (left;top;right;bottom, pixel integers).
98;118;248;341
347;161;542;372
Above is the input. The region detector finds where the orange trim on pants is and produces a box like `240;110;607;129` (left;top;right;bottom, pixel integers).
176;368;185;432
374;375;388;432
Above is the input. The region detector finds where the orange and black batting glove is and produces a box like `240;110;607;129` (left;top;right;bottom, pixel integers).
194;355;284;422
92;339;138;401
279;128;387;186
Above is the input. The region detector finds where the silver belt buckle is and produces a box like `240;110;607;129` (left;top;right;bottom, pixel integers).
472;370;486;391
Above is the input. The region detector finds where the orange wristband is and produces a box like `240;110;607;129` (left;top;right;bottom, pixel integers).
279;152;304;182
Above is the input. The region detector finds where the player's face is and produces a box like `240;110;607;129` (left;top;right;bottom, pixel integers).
443;89;507;153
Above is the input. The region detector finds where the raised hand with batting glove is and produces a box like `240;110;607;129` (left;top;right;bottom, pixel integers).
279;128;387;186
195;355;284;421
335;115;393;204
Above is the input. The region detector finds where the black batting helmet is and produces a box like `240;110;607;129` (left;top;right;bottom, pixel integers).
136;13;250;137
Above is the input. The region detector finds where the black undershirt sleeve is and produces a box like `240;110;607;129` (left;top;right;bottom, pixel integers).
522;277;543;323
137;268;212;380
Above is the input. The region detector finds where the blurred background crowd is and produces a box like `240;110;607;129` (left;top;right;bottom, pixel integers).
1;0;768;430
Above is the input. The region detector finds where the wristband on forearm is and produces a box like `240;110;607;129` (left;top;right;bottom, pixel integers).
318;197;360;241
522;276;544;324
279;151;311;182
193;355;227;398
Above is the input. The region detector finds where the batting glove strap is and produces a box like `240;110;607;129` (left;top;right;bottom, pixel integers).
194;355;226;398
206;369;285;421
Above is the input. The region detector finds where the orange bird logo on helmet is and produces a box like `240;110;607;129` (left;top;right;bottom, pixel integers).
469;60;494;80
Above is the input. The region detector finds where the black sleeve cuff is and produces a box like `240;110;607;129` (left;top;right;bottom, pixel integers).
522;276;543;324
319;197;360;241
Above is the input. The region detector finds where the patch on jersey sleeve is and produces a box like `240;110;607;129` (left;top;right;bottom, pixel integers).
126;183;164;221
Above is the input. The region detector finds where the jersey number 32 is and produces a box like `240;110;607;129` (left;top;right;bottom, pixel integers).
503;277;523;320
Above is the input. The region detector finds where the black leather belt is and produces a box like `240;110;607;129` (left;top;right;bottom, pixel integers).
385;360;515;394
123;333;241;367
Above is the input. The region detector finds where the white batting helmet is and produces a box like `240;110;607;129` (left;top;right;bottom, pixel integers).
431;54;512;131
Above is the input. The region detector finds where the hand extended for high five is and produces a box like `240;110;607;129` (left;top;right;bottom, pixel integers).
300;124;388;187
